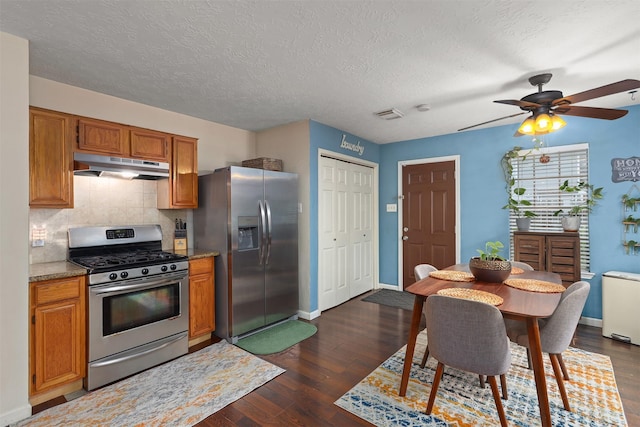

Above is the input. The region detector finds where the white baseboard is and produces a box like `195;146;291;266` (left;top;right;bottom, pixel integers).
377;283;400;290
1;403;32;426
298;309;320;321
579;316;602;328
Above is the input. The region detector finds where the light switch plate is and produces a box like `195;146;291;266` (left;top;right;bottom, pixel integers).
386;204;397;212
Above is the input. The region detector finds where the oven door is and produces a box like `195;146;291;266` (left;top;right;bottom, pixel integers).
88;271;189;362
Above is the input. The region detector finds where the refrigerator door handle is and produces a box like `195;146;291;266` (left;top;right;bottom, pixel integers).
258;200;267;265
265;200;273;265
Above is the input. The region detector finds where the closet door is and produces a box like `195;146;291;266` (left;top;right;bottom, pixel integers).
349;163;374;297
319;157;349;311
319;157;374;311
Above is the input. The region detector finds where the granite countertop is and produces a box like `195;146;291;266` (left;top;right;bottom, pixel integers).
29;261;87;283
29;250;219;282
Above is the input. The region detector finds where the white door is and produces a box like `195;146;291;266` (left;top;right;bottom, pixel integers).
319;156;374;311
319;157;349;310
349;162;373;297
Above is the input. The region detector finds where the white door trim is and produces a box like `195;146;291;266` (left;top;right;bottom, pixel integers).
397;155;461;290
318;149;379;313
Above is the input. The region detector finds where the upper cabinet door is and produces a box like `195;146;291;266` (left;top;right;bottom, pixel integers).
158;136;198;209
77;117;129;156
130;128;170;162
29;108;74;208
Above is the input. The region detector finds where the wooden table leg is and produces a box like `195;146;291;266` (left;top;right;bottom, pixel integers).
399;295;425;396
526;317;552;427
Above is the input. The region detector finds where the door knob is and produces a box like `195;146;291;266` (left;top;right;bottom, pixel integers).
403;227;408;232
402;236;409;241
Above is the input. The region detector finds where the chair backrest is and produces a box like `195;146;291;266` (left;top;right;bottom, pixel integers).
414;264;437;280
511;261;534;271
425;295;512;376
540;281;590;354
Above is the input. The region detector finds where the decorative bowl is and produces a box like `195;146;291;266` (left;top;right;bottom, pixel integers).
469;257;512;283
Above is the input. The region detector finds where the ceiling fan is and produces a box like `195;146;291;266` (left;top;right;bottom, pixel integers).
458;74;640;136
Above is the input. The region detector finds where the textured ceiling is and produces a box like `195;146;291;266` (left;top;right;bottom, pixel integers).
1;0;639;144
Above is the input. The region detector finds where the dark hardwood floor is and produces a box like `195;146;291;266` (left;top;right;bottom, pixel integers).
34;291;640;426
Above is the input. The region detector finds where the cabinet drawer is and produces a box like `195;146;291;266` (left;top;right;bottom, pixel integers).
189;257;214;276
33;277;83;305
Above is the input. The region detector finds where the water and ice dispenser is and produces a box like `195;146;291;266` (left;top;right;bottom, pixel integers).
237;216;259;250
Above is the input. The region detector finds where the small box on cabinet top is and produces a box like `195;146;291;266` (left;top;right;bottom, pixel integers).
241;157;283;171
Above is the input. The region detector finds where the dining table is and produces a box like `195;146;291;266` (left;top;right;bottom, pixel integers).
398;263;564;427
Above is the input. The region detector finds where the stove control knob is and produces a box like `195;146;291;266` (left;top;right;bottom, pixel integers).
161;265;168;272
142;268;149;275
170;264;177;271
109;273;118;281
120;271;129;279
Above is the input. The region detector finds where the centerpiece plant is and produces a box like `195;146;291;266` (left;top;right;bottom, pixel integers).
469;240;512;283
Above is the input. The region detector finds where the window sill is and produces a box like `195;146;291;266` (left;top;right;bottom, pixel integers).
581;271;595;280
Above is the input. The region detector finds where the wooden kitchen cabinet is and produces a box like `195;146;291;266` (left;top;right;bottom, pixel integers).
513;231;581;286
29;107;74;208
76;117;130;156
158;136;198;209
30;275;86;396
129;127;170;162
188;257;215;339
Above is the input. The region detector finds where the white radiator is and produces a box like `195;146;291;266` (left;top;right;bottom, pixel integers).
602;271;640;345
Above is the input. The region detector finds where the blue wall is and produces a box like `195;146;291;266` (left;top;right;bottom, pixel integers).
378;104;640;320
308;121;380;312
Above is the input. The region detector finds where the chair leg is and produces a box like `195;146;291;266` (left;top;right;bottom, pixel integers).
426;362;444;415
420;346;430;368
549;353;571;412
488;376;509;427
500;374;508;400
479;375;485;388
557;353;570;380
526;348;532;370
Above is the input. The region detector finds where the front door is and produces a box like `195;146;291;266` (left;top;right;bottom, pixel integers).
401;161;456;287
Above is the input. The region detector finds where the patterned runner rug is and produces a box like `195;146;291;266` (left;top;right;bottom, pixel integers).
336;330;627;426
15;341;284;426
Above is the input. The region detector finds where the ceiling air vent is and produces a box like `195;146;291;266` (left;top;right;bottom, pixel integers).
375;108;404;120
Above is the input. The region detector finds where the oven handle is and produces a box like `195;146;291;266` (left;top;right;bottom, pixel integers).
90;276;186;296
90;332;187;368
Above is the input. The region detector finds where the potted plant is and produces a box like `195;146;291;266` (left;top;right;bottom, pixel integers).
553;180;604;231
469;240;512;283
502;146;537;231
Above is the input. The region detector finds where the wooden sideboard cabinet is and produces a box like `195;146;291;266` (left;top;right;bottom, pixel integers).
29;107;74;208
30;275;86;396
188;257;215;340
513;231;581;286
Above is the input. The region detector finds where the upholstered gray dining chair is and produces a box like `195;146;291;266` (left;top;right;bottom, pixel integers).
510;261;534;271
414;264;437;368
424;295;512;427
503;280;590;412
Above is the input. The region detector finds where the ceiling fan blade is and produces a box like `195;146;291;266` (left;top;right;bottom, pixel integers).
458;112;527;132
553;79;640;106
554;105;628;120
494;99;540;109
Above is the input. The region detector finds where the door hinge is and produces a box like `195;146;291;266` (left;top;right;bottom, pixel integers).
32;315;35;324
76;125;80;143
32;374;36;384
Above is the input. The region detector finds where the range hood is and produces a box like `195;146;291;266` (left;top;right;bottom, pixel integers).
73;153;170;180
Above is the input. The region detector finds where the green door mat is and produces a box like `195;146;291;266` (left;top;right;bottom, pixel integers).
235;320;317;355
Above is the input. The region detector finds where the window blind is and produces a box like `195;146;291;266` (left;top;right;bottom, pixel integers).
508;144;591;271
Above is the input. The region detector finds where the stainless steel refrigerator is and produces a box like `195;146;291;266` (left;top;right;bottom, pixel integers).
194;166;299;343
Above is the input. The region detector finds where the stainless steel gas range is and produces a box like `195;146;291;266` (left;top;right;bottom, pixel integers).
68;224;189;391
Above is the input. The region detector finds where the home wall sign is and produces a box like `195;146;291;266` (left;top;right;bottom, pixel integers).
340;134;365;156
611;157;640;182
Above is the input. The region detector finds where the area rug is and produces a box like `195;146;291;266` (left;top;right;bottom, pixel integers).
15;340;285;427
361;289;415;311
336;329;627;426
236;319;317;355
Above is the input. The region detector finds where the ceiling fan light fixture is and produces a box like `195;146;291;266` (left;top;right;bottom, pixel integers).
534;113;553;132
517;116;536;135
550;114;566;131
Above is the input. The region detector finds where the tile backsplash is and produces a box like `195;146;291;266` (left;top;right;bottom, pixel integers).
29;175;187;264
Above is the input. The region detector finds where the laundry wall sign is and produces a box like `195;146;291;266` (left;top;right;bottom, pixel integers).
340;134;365;156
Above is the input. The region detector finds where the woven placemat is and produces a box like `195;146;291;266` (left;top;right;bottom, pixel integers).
429;270;475;282
511;267;525;275
504;278;566;293
437;288;504;306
